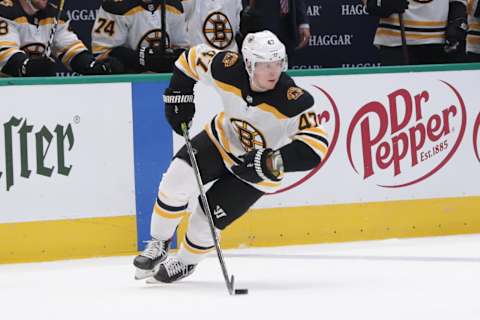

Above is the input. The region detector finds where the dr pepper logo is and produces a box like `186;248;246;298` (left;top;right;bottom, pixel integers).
347;81;466;188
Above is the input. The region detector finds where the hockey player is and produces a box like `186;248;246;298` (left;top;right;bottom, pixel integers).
467;0;480;61
363;0;468;65
182;0;242;51
0;0;119;77
132;30;329;283
91;0;189;73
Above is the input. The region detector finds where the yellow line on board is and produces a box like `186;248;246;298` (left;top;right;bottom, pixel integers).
217;196;480;248
0;215;137;264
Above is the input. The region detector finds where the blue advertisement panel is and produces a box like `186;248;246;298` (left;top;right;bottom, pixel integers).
292;0;380;69
131;81;173;250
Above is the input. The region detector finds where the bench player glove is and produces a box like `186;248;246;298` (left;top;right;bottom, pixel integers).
82;57;124;75
163;87;195;135
232;148;284;184
365;0;409;18
445;2;468;53
138;47;181;73
20;56;56;77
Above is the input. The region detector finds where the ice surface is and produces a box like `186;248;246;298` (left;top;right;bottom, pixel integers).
1;234;479;320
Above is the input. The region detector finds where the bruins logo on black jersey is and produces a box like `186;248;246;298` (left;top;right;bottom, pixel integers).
202;11;233;50
287;87;304;101
231;119;266;152
21;43;46;56
138;29;171;49
222;52;238;68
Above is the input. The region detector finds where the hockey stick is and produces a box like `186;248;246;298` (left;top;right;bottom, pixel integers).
160;0;167;52
398;13;410;65
181;123;248;296
44;0;65;58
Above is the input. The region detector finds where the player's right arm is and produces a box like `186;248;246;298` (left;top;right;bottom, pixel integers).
163;44;219;134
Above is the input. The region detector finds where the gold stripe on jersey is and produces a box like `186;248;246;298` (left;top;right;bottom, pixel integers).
204;123;236;167
14;17;28;24
166;4;182;16
470;23;480;29
382;17;447;28
154;202;187;219
177;51;199;81
214;79;242;98
256;180;281;188
38;18;65;26
125;6;143;16
294;135;328;157
257;103;289;120
468;37;480;44
92;44;111;55
376;29;445;41
61;41;86;65
216;112;232;154
187;47;199;79
0;41;17;47
0;47;17;62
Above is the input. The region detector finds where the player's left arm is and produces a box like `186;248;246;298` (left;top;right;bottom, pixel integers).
54;19;122;75
231;88;327;185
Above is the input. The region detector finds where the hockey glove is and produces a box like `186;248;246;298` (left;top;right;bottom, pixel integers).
138;47;181;73
20;56;56;77
445;2;468;53
232;148;284;184
163;87;195;135
365;0;409;18
83;57;125;75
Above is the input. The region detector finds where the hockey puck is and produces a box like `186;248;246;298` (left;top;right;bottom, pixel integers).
234;289;249;295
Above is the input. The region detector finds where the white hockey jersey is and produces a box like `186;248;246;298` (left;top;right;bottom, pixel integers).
372;0;467;47
174;44;329;192
91;0;188;58
182;0;241;51
0;0;87;75
467;0;480;53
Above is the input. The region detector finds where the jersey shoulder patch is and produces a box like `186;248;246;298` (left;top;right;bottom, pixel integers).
210;51;245;88
260;74;314;118
101;0;140;15
0;0;25;21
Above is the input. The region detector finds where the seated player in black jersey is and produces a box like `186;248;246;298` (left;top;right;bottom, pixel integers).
133;31;329;284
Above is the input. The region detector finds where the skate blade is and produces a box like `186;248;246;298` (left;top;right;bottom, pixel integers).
134;268;155;280
145;277;164;284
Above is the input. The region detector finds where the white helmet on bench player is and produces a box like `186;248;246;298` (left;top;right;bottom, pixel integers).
241;30;288;78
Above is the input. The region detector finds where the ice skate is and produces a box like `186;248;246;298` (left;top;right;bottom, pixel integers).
133;239;170;280
146;257;196;284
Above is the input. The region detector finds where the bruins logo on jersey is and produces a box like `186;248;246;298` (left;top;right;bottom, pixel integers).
138;29;171;49
222;52;238;68
202;11;234;50
21;43;46;56
287;87;304;101
231;119;266;152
